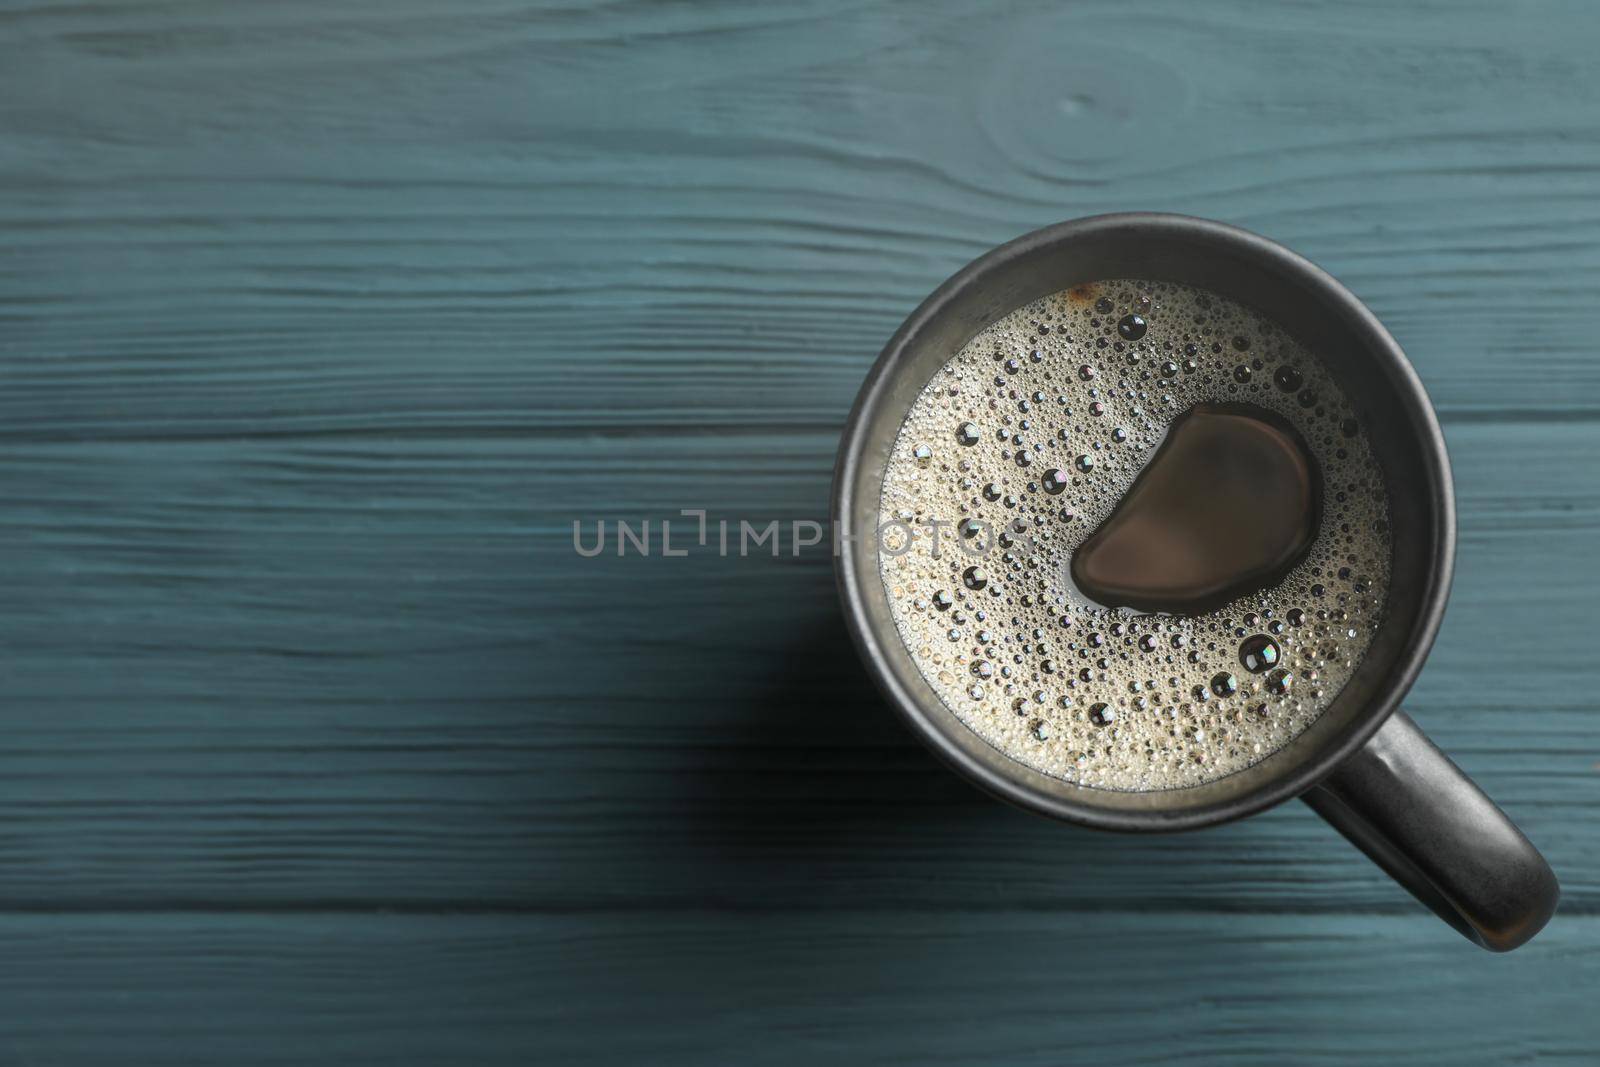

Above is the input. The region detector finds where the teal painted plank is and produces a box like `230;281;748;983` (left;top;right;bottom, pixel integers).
0;420;1593;912
0;912;1597;1065
5;0;1600;445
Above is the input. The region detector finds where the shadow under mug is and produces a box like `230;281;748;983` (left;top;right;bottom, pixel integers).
832;213;1558;951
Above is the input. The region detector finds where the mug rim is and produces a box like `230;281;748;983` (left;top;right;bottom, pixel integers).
832;212;1456;831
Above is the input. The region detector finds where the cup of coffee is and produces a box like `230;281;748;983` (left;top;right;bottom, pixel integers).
832;213;1557;950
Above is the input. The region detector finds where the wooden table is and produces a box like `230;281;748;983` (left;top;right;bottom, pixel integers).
3;1;1597;1061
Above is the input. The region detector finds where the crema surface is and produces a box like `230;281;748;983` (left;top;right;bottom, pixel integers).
878;280;1392;790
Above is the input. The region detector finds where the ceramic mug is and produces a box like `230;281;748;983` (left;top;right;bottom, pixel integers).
832;213;1558;951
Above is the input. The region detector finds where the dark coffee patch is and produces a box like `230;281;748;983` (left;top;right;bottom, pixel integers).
1069;403;1321;615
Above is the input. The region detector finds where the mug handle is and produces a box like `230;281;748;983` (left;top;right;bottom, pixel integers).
1302;711;1559;951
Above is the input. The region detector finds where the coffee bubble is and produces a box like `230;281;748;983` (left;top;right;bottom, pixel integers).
1238;635;1281;673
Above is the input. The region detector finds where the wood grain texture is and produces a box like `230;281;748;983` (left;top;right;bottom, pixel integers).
2;0;1599;1060
2;912;1598;1065
1;422;1594;914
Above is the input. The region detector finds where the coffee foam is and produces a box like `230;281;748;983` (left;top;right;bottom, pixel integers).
878;280;1392;791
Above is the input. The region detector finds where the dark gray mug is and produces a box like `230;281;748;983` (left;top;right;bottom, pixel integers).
833;213;1558;951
